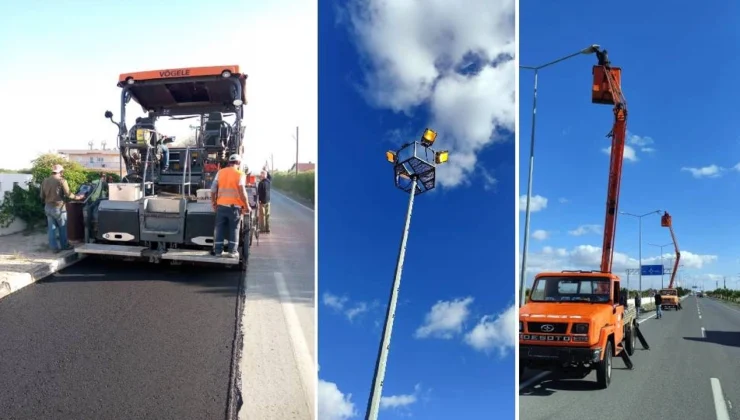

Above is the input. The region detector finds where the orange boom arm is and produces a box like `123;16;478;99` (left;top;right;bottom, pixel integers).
661;212;681;288
592;50;628;274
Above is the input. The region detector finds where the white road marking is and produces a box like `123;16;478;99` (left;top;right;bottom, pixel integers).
638;313;657;324
702;327;706;338
52;273;105;277
274;272;316;418
711;378;731;420
519;371;551;390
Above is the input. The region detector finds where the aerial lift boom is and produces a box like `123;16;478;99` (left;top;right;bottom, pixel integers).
661;212;681;288
594;49;628;274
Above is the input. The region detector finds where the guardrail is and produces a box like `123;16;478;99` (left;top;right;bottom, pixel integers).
626;295;689;312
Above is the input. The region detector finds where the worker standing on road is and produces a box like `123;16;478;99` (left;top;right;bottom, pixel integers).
635;293;642;317
257;169;271;233
40;164;83;252
210;154;250;258
654;292;663;319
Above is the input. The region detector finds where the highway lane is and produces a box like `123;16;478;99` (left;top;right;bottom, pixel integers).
236;190;316;420
519;296;731;420
0;190;315;420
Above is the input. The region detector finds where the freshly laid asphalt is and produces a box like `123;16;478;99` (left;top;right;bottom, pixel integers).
520;295;740;420
0;190;315;420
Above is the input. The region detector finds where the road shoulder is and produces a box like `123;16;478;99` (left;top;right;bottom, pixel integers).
0;230;85;300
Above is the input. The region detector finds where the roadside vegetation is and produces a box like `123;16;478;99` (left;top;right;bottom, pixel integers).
271;170;315;205
0;153;120;229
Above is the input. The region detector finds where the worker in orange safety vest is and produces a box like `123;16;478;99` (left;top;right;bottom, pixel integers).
210;154;251;258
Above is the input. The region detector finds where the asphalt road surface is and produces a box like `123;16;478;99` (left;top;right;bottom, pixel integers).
519;296;740;420
0;190;315;420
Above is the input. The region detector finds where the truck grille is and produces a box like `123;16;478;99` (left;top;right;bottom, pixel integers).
527;322;568;334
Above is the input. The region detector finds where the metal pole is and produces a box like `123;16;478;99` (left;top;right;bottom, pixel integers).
638;216;643;295
660;249;664;288
365;181;417;420
519;69;539;307
295;126;299;175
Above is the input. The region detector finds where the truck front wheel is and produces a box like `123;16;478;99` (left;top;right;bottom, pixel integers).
596;340;612;389
624;323;636;356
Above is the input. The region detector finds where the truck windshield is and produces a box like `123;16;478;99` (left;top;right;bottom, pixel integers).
660;289;677;296
529;276;612;303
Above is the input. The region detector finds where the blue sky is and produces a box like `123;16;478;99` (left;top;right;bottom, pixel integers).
519;1;740;292
318;1;515;419
0;0;316;172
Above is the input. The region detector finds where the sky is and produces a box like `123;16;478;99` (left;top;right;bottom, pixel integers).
519;1;740;292
0;0;316;173
318;0;515;419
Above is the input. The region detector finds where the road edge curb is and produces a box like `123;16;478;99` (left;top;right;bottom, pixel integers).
273;189;315;212
0;252;87;301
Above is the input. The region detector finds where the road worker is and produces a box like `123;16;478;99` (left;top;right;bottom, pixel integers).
40;164;84;252
257;169;272;233
210;154;251;258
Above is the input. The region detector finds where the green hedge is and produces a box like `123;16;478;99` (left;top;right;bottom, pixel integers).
271;170;314;203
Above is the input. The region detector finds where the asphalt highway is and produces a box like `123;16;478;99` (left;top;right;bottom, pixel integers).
519;295;739;420
0;190;315;420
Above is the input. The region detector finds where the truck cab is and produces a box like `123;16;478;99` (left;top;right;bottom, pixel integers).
519;270;637;389
658;288;681;310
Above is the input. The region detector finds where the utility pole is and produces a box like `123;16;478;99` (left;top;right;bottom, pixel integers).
271;154;274;173
295;126;299;175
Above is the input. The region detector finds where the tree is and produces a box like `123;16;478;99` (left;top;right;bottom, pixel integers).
0;153;90;229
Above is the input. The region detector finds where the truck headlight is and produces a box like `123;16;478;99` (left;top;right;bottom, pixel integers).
573;323;589;334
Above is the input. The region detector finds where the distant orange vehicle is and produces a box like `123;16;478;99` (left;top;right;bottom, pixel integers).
519;48;648;389
658;211;682;310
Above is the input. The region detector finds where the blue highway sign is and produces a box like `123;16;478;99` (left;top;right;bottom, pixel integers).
641;264;664;276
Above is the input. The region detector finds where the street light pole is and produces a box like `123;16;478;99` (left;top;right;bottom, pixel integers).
366;179;415;420
621;210;661;295
519;68;538;307
648;242;673;288
518;44;601;307
366;130;449;420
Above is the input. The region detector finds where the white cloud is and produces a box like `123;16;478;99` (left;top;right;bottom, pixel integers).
568;224;602;236
381;384;422;410
318;379;358;420
601;132;656;162
531;230;549;241
323;293;349;311
464;304;516;355
682;165;723;179
322;292;375;322
346;302;369;321
345;0;515;188
558;198;569;204
602;144;637;162
519;194;547;212
628;133;656;152
415;297;474;339
652;251;718;270
525;245;718;278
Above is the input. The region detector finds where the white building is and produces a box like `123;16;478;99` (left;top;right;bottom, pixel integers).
0;173;34;236
58;148;123;176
